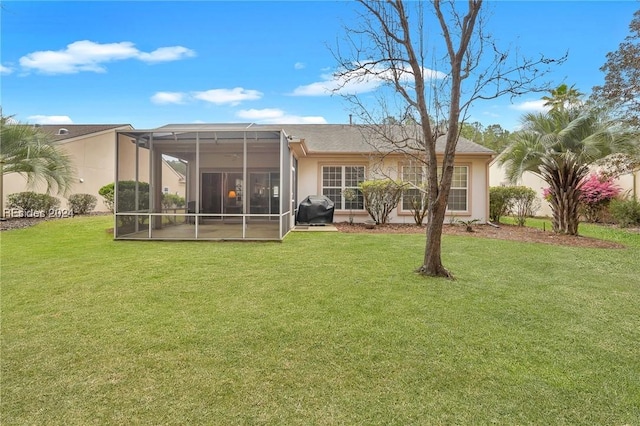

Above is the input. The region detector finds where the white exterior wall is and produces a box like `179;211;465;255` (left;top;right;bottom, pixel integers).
297;154;492;224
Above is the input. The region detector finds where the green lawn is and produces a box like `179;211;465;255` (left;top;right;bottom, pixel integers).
1;216;639;425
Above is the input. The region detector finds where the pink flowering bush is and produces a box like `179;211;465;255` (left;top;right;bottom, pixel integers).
578;173;621;222
542;173;621;222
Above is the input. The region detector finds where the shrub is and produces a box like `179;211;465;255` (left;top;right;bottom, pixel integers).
67;193;97;215
7;192;60;213
98;183;115;212
609;198;640;228
161;193;185;209
510;186;539;226
99;181;150;230
99;181;150;213
489;186;513;223
578;174;621;223
359;179;405;224
490;186;538;225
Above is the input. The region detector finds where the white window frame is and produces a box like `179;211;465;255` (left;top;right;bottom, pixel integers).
399;164;469;213
321;165;366;210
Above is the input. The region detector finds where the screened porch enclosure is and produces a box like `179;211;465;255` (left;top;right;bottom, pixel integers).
115;125;292;240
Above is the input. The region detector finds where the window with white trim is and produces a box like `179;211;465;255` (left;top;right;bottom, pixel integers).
448;166;468;211
400;165;468;212
401;164;426;211
322;165;365;210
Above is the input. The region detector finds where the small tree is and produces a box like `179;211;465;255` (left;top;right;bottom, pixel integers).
342;188;357;224
334;0;562;277
359;180;404;224
509;186;538;226
406;185;429;226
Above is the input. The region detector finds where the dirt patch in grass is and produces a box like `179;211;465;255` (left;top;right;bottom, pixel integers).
334;222;627;249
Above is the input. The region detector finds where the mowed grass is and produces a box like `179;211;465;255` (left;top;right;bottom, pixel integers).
1;216;639;425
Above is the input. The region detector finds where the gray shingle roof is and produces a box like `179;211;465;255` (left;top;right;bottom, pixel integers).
35;124;131;141
154;123;494;155
279;124;495;155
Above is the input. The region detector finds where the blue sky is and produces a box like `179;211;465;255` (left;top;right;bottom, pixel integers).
1;1;637;131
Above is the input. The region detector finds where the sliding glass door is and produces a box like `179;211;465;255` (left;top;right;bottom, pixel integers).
201;172;243;219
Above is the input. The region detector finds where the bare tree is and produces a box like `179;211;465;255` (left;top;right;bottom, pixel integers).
333;0;562;278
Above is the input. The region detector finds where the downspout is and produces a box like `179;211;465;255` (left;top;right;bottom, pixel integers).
485;154;495;224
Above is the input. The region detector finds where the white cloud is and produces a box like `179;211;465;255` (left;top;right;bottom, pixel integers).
151;91;187;105
294;62;305;70
291;65;446;97
27;115;73;124
237;108;327;124
138;46;196;63
237;108;286;120
509;99;549;112
19;40;195;74
0;65;13;75
150;87;263;106
193;88;263;105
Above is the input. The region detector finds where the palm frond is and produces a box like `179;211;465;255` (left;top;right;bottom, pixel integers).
1;119;75;195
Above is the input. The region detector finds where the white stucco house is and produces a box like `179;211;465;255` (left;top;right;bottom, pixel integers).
113;123;494;240
2;122;495;240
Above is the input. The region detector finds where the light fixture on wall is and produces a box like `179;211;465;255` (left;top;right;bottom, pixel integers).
228;190;237;198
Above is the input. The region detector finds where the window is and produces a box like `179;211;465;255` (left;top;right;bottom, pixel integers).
401;164;426;211
400;165;468;212
448;166;468;211
322;165;365;210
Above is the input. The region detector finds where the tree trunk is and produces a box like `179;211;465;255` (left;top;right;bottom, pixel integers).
417;197;452;278
540;153;589;236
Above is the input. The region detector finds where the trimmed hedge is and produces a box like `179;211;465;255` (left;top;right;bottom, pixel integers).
67;193;97;215
7;192;60;213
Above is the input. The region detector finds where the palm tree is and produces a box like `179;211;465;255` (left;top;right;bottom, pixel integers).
541;83;584;112
499;106;638;235
1;114;74;217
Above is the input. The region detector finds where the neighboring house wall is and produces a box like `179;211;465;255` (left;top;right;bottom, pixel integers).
489;160;640;217
3;128;130;212
3;126;185;214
